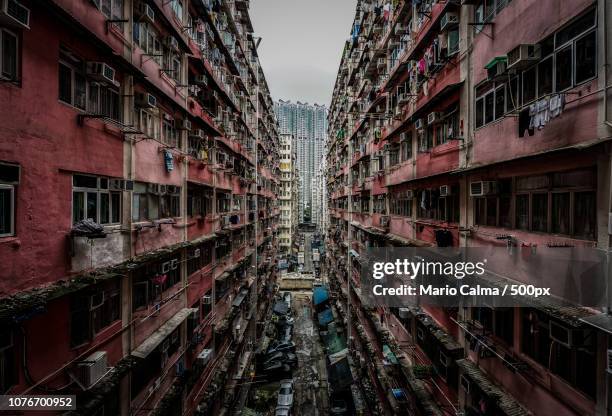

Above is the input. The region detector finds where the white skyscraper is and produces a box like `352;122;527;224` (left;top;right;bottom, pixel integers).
274;100;327;225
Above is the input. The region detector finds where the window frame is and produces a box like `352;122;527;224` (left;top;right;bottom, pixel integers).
72;175;122;226
0;184;15;237
0;28;19;81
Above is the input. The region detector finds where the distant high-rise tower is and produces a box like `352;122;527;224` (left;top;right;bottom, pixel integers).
274;100;328;224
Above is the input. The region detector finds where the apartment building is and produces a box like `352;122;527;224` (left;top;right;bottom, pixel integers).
0;0;280;415
312;162;328;232
326;0;612;415
275;100;328;223
279;133;298;254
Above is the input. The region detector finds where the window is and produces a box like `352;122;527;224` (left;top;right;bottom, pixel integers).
373;195;386;214
97;0;124;19
70;282;121;347
575;31;596;84
400;135;412;161
171;0;183;22
133;23;162;65
476;85;506;128
59;61;86;110
1;28;18;80
162;118;179;148
187;184;213;217
521;309;595;398
72;175;121;225
131;182;180;221
473;170;596;238
132;257;182;311
59;50;120;120
216;192;231;213
473;307;514;345
0;164;18;237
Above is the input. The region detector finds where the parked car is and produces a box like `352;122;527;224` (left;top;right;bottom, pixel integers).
279;315;294;325
277;379;294;408
275;406;291;416
267;342;296;354
283;291;292;308
330;399;348;415
263;361;291;373
263;352;297;366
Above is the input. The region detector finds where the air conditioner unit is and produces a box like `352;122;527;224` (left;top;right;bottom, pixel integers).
170;259;178;270
161;261;171;274
414;118;424;130
165;36;180;52
202;294;212;304
507;44;541;70
177;119;192;131
75;351;108;390
193;248;201;258
136;2;155;23
439;351;450;367
440;12;459;32
469;181;498;196
439;185;450;197
549;321;592;348
427;112;441;125
198;348;213;366
86;62;117;85
0;0;30;29
135;92;157;108
460;374;471;393
189;129;205;139
398;308;411;319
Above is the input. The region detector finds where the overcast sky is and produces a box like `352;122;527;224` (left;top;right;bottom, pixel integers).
250;0;358;107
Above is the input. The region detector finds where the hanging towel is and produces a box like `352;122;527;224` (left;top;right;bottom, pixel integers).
164;150;174;172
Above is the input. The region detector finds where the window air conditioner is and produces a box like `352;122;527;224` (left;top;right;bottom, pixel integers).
177;119;192;131
189;129;205;139
507;44;541;70
469;181;498;196
0;0;30;29
439;185;450;197
440;12;459;32
427;112;441;125
86;62;117;85
136;93;157;108
75;351;108;390
136;2;155;23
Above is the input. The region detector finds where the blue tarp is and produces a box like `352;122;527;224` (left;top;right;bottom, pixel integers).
313;286;329;306
317;308;333;327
